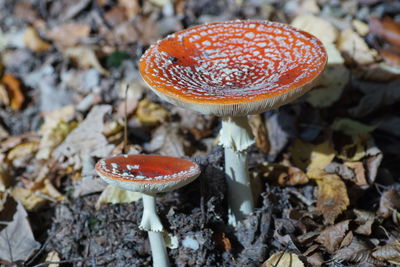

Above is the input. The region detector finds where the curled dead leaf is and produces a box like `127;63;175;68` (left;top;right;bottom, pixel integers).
260;163;309;186
63;46;109;75
95;185;141;210
1;73;24;110
47;23;90;47
378;189;400;219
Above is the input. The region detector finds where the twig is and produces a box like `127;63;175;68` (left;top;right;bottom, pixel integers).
123;84;129;154
272;243;290;267
25;229;60;266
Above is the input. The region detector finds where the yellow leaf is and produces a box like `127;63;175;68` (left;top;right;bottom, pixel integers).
12;187;47;211
262;252;304;267
95;185;142;210
337;135;367;162
45;251;60;267
36;105;76;160
23;27;50;52
314;172;349;224
290;139;335;176
307;140;335;178
135;98;169;127
260;163;309;186
6;141;39;162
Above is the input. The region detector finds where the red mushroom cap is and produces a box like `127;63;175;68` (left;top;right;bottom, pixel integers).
95;155;201;194
140;20;327;117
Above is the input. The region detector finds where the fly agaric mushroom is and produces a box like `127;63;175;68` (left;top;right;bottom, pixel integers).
139;20;327;225
95;154;201;267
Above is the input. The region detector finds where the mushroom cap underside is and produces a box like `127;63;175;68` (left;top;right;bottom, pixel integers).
140;20;327;117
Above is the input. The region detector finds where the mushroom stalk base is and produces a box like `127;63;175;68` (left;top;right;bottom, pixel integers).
220;116;255;226
141;194;170;267
148;231;170;267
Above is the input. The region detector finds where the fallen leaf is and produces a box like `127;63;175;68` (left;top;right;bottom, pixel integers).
45;251;60;267
332;118;377;136
1;73;24;110
354;209;375;236
344;161;368;187
372;240;400;265
63;46;109;75
14;1;40;24
23;27;50;52
118;0;140;19
11;187;47;211
145;123;189;157
353;19;369;36
260;163;309;186
291;14;338;45
36;105;76;160
53;105;115;170
249;114;270;154
105;6;127;26
316;220;350;253
337;29;377;65
212;232;232;252
336;135;367;162
47;23;90;47
369;17;400;47
6;141;39;168
364;140;383;184
349;79;400;118
324;162;355;181
314;172;350;224
261;252;304;267
0;161;10;192
95;185;142;210
379;48;400;67
306;140;335;178
334;236;377;264
135;98;169;127
378;189;400;219
0;198;40;262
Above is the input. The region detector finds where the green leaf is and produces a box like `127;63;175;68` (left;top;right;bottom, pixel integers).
331;118;377;136
105;51;131;68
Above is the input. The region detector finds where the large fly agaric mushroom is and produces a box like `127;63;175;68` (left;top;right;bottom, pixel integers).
139;20;327;225
95;154;201;267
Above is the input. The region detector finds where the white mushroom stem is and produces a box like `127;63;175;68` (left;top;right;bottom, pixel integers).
220;116;255;226
140;193;170;267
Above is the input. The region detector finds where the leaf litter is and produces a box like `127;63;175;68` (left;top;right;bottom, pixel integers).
0;0;400;266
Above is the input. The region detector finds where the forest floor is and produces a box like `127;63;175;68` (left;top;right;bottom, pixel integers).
0;0;400;266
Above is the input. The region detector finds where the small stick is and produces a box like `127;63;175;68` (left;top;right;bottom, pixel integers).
123;84;129;154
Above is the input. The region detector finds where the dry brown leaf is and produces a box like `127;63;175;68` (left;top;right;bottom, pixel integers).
337;29;377;65
0;160;10;192
47;23;90;47
1;73;24;110
145;123;188;157
135;98;169;127
354;209;375;236
369;17;400;47
0;198;40;262
378;189;400;219
14;1;40;23
63;46;109;75
249;114;270;154
262;252;304;267
316;220;350;253
372;240;400;265
23;27;50;52
334;237;377;264
314;172;349;224
344;161;368;187
260;163;309;186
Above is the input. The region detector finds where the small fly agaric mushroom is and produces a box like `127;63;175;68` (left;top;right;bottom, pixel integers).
139;20;327;225
95;154;201;267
